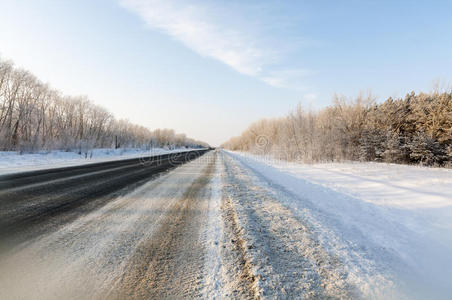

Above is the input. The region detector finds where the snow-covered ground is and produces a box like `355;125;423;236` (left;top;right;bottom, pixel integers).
224;151;452;299
0;147;196;175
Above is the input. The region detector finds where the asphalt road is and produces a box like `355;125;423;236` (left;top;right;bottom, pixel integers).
0;150;244;299
0;149;209;251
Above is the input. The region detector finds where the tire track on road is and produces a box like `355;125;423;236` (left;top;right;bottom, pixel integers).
112;154;216;298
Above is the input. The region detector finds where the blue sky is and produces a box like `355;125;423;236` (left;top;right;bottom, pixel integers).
1;0;451;145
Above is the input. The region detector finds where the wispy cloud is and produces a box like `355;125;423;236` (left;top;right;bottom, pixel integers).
119;0;309;88
261;69;311;89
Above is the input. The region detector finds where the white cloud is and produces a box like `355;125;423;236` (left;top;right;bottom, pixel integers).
120;0;265;75
261;69;310;89
119;0;309;88
303;93;318;102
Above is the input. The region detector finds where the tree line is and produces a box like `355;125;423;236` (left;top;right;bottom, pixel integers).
223;91;452;167
0;58;208;154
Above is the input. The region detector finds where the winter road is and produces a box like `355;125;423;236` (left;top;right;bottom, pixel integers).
0;150;441;299
0;149;256;299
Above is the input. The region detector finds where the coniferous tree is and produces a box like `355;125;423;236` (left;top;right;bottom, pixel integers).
409;131;447;166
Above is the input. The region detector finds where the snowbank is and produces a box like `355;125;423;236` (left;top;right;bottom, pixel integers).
0;147;195;175
227;151;452;299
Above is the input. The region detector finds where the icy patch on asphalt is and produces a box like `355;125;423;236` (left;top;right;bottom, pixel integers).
227;151;452;299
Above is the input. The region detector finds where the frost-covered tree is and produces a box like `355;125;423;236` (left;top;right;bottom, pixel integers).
409;131;448;166
223;90;451;167
0;57;207;152
359;130;385;161
382;131;410;163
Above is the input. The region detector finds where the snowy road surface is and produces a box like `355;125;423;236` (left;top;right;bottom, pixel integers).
1;150;451;299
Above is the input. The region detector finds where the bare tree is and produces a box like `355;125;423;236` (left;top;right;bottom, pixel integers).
0;57;207;153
